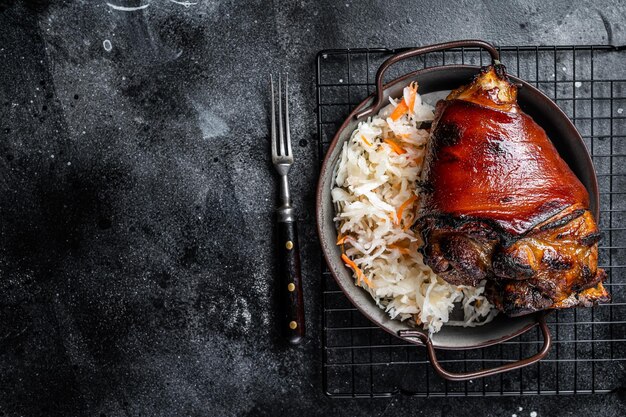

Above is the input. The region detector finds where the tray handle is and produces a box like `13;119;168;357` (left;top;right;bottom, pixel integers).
355;40;500;120
398;313;552;382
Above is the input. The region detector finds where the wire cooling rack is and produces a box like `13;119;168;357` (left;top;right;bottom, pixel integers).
316;45;626;397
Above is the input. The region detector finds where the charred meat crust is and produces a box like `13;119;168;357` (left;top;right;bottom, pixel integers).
420;207;607;316
582;267;608;291
540;247;572;270
579;231;602;246
492;249;535;280
493;63;509;80
422;233;492;287
431;122;462;147
415;180;434;194
539;208;586;231
487;280;555;317
418;64;609;317
490;278;610;317
417;201;572;247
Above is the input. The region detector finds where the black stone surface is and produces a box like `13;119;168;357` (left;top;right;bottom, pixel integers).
0;0;625;416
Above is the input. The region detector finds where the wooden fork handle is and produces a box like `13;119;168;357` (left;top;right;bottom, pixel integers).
277;219;305;344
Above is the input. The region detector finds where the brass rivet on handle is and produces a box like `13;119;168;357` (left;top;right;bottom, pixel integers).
288;283;295;292
289;321;297;330
285;241;293;250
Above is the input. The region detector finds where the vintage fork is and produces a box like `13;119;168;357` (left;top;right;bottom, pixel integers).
270;74;305;344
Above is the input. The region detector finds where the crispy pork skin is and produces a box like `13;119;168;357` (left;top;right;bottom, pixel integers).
418;65;609;316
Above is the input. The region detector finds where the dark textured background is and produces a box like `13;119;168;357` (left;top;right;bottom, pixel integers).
0;0;625;416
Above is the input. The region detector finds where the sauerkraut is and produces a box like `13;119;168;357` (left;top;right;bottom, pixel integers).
332;84;497;333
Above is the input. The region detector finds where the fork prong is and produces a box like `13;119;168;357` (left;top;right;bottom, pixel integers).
270;74;277;159
285;74;292;157
278;74;285;156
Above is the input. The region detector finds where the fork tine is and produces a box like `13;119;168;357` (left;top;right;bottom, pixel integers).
278;74;285;156
270;74;277;158
285;74;292;157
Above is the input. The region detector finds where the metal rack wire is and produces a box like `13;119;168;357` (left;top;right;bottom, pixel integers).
316;45;626;397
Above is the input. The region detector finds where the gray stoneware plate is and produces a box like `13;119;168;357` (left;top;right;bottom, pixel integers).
315;41;599;381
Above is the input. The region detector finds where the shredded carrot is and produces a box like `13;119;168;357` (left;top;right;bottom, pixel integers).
391;82;418;121
389;239;409;248
336;234;349;254
384;139;406;155
402;211;416;231
396;194;418;223
388;243;411;255
341;253;372;287
360;135;372;146
389;100;409;121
